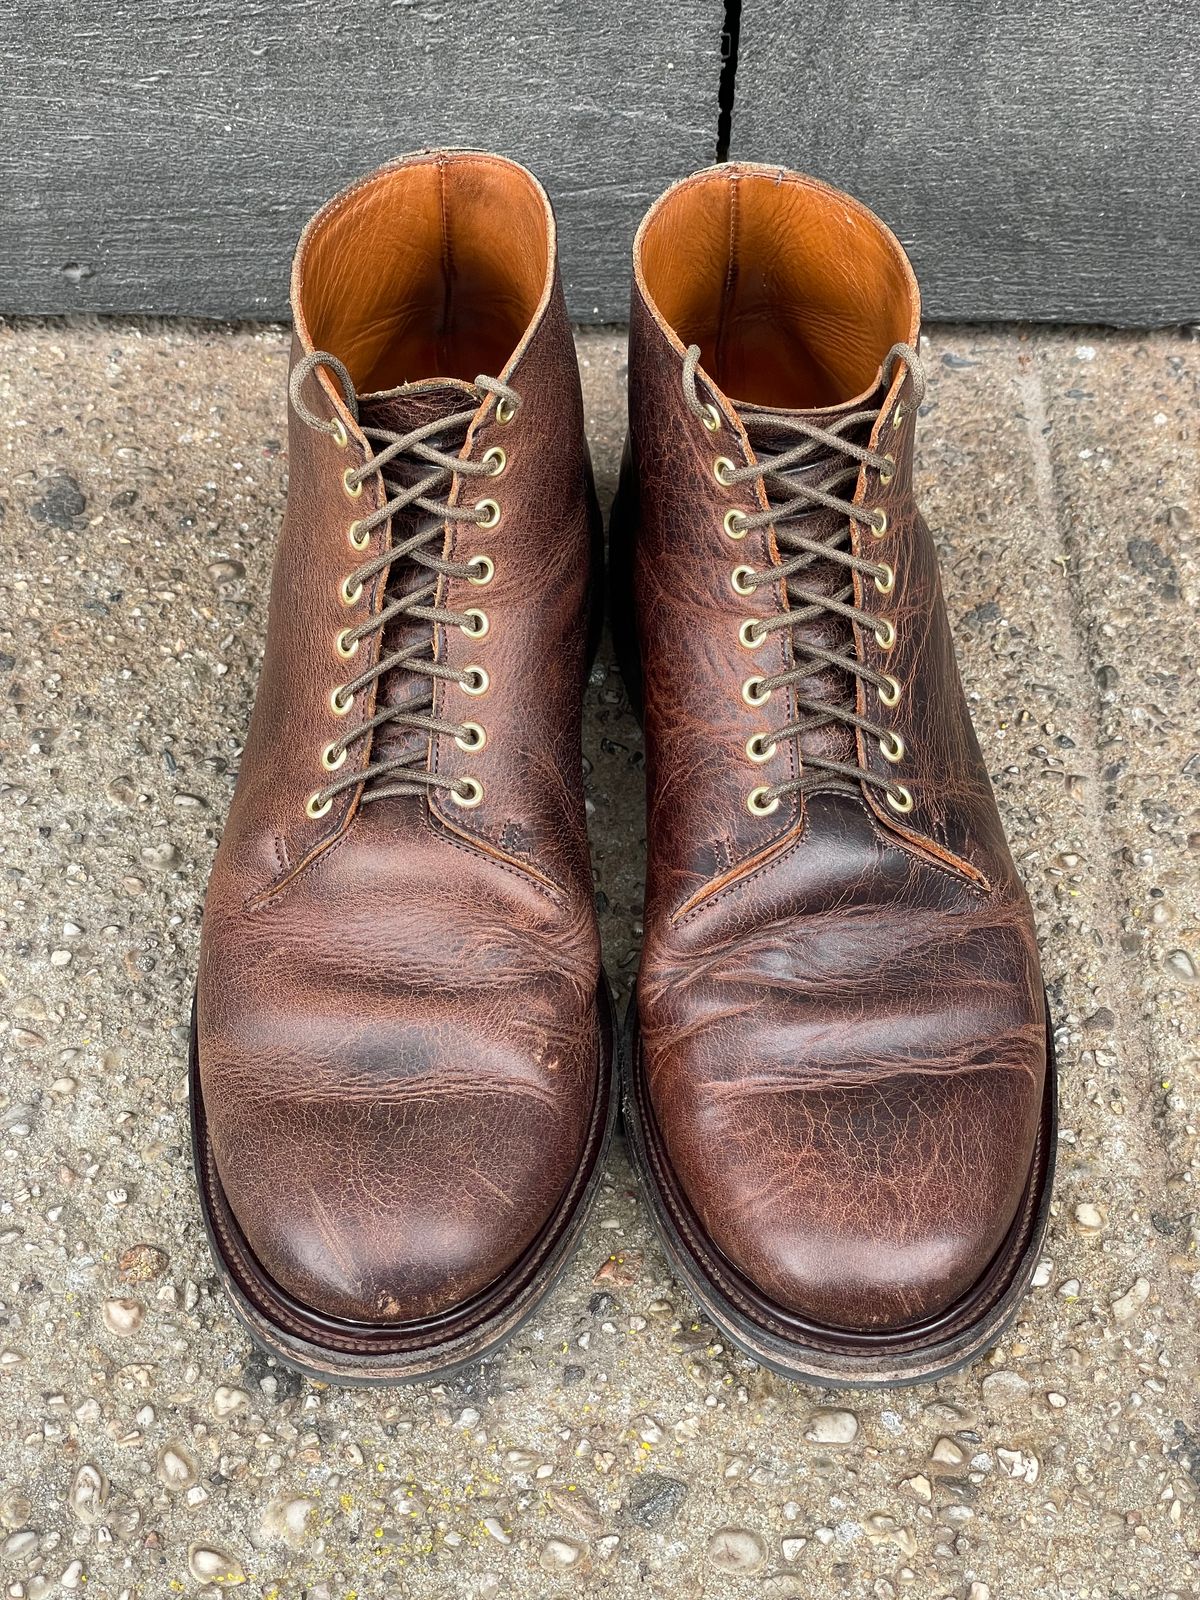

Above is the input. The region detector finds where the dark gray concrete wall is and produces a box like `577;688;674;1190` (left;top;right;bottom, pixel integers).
733;0;1200;325
0;1;720;322
2;2;1197;323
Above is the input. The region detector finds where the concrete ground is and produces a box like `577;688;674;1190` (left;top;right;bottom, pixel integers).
0;319;1197;1600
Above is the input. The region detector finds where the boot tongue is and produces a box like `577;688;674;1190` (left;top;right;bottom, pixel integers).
739;379;884;778
358;378;478;436
355;379;479;781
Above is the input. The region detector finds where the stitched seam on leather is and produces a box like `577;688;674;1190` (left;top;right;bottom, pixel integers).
869;813;991;892
253;769;368;906
632;168;920;382
422;283;578;889
429;506;590;897
424;611;578;904
436;154;454;375
291;153;558;423
298;152;547;268
755;480;804;817
260;257;549;909
247;809;364;911
672;816;805;924
707;365;804;868
425;815;566;905
713;172;739;382
853;380;989;890
248;796;569;913
855;793;991;894
250;455;389;905
672;805;988;926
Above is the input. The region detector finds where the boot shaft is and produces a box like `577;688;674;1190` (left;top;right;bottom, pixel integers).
618;164;1015;919
633;161;918;410
220;152;600;902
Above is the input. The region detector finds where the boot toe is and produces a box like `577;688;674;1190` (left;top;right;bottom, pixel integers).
663;1053;1042;1333
204;1018;592;1325
221;1115;533;1323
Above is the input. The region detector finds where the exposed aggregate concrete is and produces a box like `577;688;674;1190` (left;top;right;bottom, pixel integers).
0;320;1196;1598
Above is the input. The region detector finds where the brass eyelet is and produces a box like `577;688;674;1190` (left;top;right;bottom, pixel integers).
738;618;764;649
330;687;352;716
496;397;516;424
742;675;772;707
747;786;781;816
455;721;486;752
340;576;363;606
874;618;896;650
336;628;359;659
874;562;895;595
730;565;757;596
461;608;489;638
481;447;506;477
892;403;905;430
700;402;722;433
342;468;363;500
322;742;347;771
879;453;896;484
330;417;349;449
460;666;489;696
878;674;902;708
306;792;333;819
475;499;501;529
713;456;738;487
348;521;370;552
467;554;495;586
879;731;905;763
724;509;748;540
869;508;888;539
452;777;484;808
887;784;914;814
745;733;776;764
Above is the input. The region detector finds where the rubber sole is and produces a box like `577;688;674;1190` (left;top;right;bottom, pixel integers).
622;989;1058;1387
189;979;618;1386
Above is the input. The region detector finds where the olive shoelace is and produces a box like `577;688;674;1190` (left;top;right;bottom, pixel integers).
681;342;926;817
289;350;520;813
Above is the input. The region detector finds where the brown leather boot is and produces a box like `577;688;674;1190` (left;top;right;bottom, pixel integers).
613;164;1055;1385
192;152;614;1383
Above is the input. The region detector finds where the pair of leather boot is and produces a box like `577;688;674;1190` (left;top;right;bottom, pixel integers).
192;151;1055;1386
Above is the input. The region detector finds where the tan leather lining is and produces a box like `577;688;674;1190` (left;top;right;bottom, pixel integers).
297;154;551;392
638;166;917;409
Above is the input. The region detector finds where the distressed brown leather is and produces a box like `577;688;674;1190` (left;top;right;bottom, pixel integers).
615;165;1048;1334
196;152;603;1328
